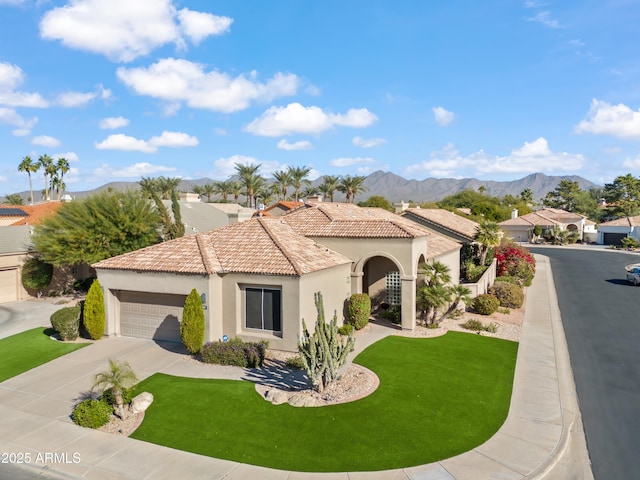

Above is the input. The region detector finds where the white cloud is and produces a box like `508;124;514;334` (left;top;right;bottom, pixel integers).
352;136;386;148
99;116;130;129
95;131;198;153
277;139;313;151
40;0;232;63
330;157;376;167
0;62;48;108
525;11;562;28
0;107;38;134
244;103;377;137
54;91;96;107
575;99;640;139
404;138;584;178
93;162;177;178
432;106;455;126
177;8;232;44
117;58;299;113
32;135;61;147
622;155;640;170
53;152;80;162
211;154;284;179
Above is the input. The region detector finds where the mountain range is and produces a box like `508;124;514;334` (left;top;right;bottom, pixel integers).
6;172;601;204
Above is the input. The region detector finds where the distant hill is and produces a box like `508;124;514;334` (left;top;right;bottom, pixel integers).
4;172;601;204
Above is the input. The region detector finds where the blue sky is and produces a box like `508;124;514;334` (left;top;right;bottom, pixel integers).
1;0;640;194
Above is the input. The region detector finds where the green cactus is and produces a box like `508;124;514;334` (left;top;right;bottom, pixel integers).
298;292;355;393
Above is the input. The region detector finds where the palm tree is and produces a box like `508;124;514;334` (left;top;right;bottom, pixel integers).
156;176;181;199
234;162;262;208
55;157;70;200
245;174;265;209
92;359;138;420
38;154;54;201
201;183;215;202
212;180;234;202
138;177;159;199
319;175;339;202
272;169;292;200
3;193;24;205
229;180;242;204
18;156;38;205
474;220;502;266
417;261;455;325
51;173;65;201
191;184;204;200
287;165;311;202
338;175;368;203
301;186;319;199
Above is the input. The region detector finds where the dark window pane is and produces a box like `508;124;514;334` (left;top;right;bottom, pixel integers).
271;290;282;331
246;288;263;329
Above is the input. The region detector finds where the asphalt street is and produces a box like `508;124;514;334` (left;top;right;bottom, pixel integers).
530;247;640;480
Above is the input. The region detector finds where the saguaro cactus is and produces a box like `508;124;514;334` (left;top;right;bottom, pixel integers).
298;292;355;393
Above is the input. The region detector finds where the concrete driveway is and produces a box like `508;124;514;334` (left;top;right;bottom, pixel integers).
0;299;67;340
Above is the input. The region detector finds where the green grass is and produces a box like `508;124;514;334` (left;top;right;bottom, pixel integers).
0;327;89;382
131;332;518;472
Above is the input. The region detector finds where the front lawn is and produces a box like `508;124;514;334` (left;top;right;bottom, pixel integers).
131;332;518;472
0;327;89;382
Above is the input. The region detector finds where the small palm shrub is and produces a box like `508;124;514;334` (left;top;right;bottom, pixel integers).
72;399;112;429
200;338;268;368
489;281;524;309
348;293;371;330
102;386;136;406
473;294;500;315
180;289;205;354
50;306;81;341
83;280;105;340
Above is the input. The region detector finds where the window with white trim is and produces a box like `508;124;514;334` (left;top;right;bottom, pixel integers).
245;287;282;332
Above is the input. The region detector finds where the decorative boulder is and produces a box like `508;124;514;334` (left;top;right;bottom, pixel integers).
264;388;289;405
129;392;154;414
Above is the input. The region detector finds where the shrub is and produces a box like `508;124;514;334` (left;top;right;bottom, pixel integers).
200;338;268;368
489;281;524;309
72;399;112;429
180;289;205;354
621;237;639;250
102;386;136;406
73;277;95;293
21;258;53;291
495;275;518;285
473;294;500;315
348;293;371;330
83;280;105;340
285;355;306;370
50;305;81;341
461;319;499;333
494;241;536;287
338;323;354;336
380;305;401;324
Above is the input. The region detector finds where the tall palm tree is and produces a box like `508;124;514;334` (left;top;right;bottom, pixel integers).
212;180;234;202
18;155;38;205
191;185;204;200
201;183;215;202
474;220;502;266
55;157;70;200
301;186;319;199
245;174;265;208
156;176;181;199
51;173;65;201
92;359;138;420
338;175;368;203
37;154;54;201
272;169;292;200
234;162;262;208
287;165;311;202
138;177;159;198
229;180;242;204
319;175;340;202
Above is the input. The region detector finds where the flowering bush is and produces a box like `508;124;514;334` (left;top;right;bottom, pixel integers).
494;241;536;286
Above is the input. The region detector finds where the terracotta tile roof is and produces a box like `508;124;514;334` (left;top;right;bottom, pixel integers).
500;208;586;228
599;215;640;227
93;217;351;276
282;203;429;238
403;208;479;240
425;233;461;260
0;203;63;226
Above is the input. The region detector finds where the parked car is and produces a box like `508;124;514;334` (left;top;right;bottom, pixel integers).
625;264;640;286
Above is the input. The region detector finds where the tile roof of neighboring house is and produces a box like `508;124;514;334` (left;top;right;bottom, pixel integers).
402;208;479;241
93;217;352;276
0;226;33;254
282;202;429;238
256;201;305;217
0;203;63;226
425;233;461;260
598;215;640;227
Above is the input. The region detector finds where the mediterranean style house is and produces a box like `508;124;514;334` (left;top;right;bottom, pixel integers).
94;202;461;352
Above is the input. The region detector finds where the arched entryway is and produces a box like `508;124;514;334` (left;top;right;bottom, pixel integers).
362;255;403;308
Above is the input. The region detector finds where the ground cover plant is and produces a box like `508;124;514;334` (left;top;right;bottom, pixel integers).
131;332;517;472
0;327;89;382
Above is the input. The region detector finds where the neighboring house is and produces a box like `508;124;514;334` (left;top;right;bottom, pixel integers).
0;226;32;303
163;198;254;235
597;215;640;246
256;201;304;217
0;203;62;226
399;207;479;244
499;208;589;242
94;202;462;351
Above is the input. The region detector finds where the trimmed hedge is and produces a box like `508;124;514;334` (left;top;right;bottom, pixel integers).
348;293;371;330
490;281;524;309
181;289;205;354
21;258;53;291
72;399;112;429
473;294;500;315
50;306;81;341
200;338;268;368
83;280;105;340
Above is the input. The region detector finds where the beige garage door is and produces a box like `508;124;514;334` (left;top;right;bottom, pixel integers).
119;291;186;342
0;269;18;304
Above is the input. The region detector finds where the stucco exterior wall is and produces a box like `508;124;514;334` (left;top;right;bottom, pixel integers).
597;225;638;244
432;248;461;285
502;226;531;243
0;252;29;302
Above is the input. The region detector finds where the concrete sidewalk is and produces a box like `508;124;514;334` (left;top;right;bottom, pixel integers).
0;255;592;479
